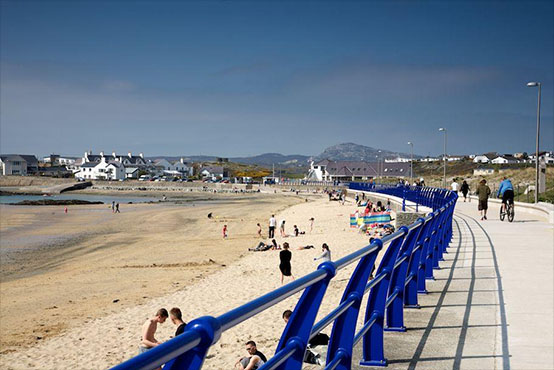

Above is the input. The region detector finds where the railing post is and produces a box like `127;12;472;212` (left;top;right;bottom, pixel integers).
163;316;222;370
326;244;382;370
418;213;437;292
272;262;336;370
360;233;407;367
405;217;432;306
385;225;423;331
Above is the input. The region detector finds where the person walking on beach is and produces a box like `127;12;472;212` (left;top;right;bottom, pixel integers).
268;215;276;238
475;179;491;221
140;308;168;354
169;307;187;336
111;201;115;213
256;223;262;238
223;225;228;239
461;180;470;202
279;219;286;237
115;203;120;213
279;242;294;284
309;217;315;233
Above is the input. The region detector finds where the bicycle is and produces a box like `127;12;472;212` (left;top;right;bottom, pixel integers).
499;201;515;222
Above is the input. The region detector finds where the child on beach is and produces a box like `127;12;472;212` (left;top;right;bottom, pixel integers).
309;217;315;232
169;307;186;337
223;225;228;239
256;223;262;238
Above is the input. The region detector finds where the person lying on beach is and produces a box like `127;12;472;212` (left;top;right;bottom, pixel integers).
140;308;168;354
169;307;187;336
296;245;315;250
249;241;272;252
234;340;267;370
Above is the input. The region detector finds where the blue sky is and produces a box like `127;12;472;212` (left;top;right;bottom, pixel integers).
1;1;552;158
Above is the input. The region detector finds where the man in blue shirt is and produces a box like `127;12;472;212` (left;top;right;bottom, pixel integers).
497;177;514;213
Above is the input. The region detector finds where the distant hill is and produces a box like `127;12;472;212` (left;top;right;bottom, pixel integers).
314;142;420;162
149;143;420;169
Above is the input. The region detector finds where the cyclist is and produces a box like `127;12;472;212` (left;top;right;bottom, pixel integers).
497;176;514;214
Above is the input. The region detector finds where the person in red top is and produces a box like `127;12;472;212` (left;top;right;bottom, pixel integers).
222;225;228;239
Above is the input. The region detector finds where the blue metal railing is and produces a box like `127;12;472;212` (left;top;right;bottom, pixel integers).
112;184;457;370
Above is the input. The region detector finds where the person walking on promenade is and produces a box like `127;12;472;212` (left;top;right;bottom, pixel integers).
475;179;491;221
460;180;470;202
279;242;294;284
451;179;459;194
268;215;276;238
115;203;120;213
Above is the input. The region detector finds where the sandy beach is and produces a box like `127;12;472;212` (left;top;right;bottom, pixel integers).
0;191;381;369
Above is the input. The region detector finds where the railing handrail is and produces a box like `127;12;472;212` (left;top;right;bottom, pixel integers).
112;183;457;370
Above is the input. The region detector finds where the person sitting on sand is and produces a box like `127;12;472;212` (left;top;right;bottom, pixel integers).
234;340;267;370
314;243;331;262
169;307;187;336
140;308;168;354
282;310;327;364
293;225;306;237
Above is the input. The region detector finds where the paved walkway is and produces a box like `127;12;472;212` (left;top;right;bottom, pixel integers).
352;199;553;369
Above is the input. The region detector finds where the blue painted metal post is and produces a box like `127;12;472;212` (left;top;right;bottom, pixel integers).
385;225;423;331
360;233;406;367
163;316;222;370
326;245;382;370
405;218;432;307
272;262;336;370
418;213;437;292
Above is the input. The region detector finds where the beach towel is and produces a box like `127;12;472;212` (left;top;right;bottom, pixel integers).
349;214;357;228
363;212;391;225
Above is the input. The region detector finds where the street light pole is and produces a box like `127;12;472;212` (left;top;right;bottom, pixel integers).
527;82;541;203
439;128;447;188
407;141;413;184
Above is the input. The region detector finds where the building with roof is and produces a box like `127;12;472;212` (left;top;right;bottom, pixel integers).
491;155;520;164
76;157;125;180
473;153;498;164
0;154;38;175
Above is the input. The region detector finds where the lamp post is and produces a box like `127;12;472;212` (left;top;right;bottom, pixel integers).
439;128;447;188
378;150;382;179
527;81;541;203
407;141;414;184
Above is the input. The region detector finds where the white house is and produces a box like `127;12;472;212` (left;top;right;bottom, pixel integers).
491;155;519;164
76;158;125;180
0;154;38;175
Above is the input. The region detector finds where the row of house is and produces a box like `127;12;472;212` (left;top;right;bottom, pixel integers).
472;151;554;164
307;160;411;181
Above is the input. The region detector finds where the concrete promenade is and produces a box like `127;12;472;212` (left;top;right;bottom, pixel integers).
352;199;553;369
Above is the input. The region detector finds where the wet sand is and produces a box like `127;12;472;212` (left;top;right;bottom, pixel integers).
0;192;303;355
